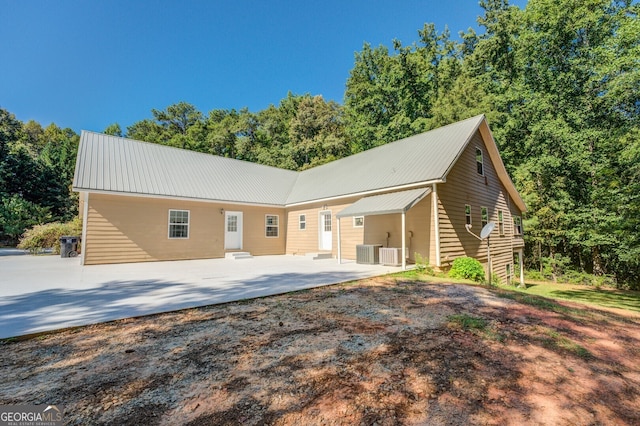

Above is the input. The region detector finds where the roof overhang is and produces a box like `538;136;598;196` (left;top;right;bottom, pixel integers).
336;188;431;218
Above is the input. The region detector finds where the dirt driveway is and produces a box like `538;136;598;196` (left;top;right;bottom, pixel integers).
1;275;638;425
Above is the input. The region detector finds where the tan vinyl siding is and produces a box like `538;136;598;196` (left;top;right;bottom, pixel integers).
83;193;285;265
286;197;364;259
437;131;517;283
286;192;432;263
363;195;431;263
509;196;525;249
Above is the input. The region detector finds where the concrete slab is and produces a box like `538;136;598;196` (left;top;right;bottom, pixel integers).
0;254;402;339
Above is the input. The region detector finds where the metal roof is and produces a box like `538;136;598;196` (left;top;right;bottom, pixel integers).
285;115;484;204
73;132;299;205
336;188;431;218
73;114;526;212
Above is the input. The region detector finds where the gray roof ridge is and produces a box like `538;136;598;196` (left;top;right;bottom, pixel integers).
79;130;299;177
296;113;486;177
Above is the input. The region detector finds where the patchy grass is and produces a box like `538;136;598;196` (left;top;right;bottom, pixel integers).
448;313;488;330
1;277;639;425
499;281;640;314
394;270;640;317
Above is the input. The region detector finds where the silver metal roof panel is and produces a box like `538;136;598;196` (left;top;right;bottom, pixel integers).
285;115;484;204
73;132;299;205
336;188;431;218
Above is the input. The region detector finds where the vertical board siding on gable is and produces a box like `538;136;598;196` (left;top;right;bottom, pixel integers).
84;193;285;265
437;131;516;283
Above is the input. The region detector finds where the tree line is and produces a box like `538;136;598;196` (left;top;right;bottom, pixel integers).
1;0;638;287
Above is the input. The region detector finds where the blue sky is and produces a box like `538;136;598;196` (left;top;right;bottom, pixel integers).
1;0;527;133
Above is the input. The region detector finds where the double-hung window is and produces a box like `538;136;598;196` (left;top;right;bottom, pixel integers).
514;216;523;235
498;210;504;235
481;207;488;228
299;214;306;230
465;205;472;226
266;215;279;237
476;147;484;175
168;210;189;239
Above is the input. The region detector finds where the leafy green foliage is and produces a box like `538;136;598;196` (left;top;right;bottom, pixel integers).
449;257;486;282
0;109;79;244
0;195;52;243
18;218;82;254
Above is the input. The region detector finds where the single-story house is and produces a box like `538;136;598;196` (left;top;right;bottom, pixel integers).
72;114;526;284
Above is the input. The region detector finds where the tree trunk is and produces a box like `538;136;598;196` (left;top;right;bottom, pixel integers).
550;245;557;283
592;245;604;276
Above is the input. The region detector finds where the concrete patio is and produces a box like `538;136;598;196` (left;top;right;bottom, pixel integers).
0;251;403;339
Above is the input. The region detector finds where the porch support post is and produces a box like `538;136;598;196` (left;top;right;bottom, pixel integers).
337;217;342;264
80;191;89;266
519;248;525;287
401;211;407;270
432;183;441;267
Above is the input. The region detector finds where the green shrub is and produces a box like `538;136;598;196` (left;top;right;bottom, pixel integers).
449;257;485;282
18;218;82;254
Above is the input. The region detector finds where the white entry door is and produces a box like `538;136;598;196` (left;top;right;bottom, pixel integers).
319;211;332;250
224;211;243;250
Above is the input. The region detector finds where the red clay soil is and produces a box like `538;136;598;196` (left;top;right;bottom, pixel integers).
1;276;638;425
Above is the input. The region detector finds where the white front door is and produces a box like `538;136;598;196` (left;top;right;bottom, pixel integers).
319;211;332;250
224;211;243;250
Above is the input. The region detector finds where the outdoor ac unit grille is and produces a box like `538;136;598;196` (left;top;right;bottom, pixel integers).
379;248;402;266
356;244;381;264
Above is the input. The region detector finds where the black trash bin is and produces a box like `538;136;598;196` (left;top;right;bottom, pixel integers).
60;236;79;258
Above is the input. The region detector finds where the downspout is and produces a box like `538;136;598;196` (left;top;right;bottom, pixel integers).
519;248;525;287
401;211;406;270
81;191;89;266
337;217;342;264
432;183;441;267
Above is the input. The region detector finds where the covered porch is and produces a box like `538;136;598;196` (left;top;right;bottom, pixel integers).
336;187;434;270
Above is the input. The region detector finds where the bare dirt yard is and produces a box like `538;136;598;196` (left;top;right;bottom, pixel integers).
1;275;639;425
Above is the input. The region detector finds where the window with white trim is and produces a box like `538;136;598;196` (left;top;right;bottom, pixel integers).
353;216;364;228
266;215;279;237
481;207;489;228
227;215;238;232
514;216;523;235
498;210;504;235
476;147;484;175
299;214;306;230
465;204;472;226
323;213;332;232
168;209;189;239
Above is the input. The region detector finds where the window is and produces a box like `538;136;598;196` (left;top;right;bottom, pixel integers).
266;215;279;237
227;215;237;232
476;147;484;175
514;216;522;235
498;210;504;235
353;216;364;228
323;213;332;232
168;210;189;239
465;205;472;226
481;207;488;228
299;214;306;230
